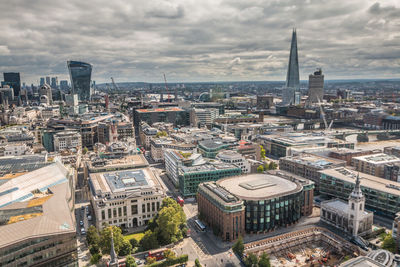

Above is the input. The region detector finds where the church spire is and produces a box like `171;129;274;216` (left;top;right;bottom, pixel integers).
350;172;363;199
109;231;118;266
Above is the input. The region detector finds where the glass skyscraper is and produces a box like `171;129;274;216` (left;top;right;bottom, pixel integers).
3;72;21;97
67;61;92;101
282;29;300;105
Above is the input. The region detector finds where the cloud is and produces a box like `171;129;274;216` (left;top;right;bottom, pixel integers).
0;0;399;84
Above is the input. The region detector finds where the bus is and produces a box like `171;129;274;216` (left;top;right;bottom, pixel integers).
177;196;184;206
145;248;168;261
194;219;206;232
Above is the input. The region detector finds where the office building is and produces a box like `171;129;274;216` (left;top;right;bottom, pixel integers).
0;86;14;102
256;95;274;110
179;163;241;197
45;76;50;85
53;131;82;152
60;80;69;91
65;94;78;106
39;83;53;104
134;107;189;131
150;137;196;162
392;212;400;253
329;148;379;165
198;182;245;241
116;122;134;141
307;68;324;104
279;153;345;191
216;150;250;173
0;162;77;267
51;77;58;88
139;123;158;149
321;174;373;237
352;153;400;178
384;163;400;182
3;72;21;96
282;29;300;105
67;60;92;101
191;102;225;115
319;167;400;216
40;77;45;86
198;173;314;238
89;168;166;229
190;108;218;127
198;139;230;159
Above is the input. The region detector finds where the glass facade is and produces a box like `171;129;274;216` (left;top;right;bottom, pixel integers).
3;72;21;97
244;192;302;233
67;61;92;101
320;173;400;216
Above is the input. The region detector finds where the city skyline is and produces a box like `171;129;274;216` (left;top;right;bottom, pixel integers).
0;0;399;84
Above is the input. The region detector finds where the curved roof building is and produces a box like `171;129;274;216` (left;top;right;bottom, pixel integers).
67;60;92;101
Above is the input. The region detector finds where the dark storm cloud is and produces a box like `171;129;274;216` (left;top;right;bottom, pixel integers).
0;0;399;84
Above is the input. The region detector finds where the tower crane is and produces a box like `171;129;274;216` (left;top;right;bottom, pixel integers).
111;77;120;91
163;73;171;102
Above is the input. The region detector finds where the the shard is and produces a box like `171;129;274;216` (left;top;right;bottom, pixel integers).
282;29;300;105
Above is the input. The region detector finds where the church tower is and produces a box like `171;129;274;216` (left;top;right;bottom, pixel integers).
348;173;365;236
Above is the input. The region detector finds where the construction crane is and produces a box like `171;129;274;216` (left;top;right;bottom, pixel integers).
111;77;120;91
317;96;333;133
163;73;171;102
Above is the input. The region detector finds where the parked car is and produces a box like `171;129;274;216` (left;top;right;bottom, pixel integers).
79;220;84;226
87;215;92;221
81;228;86;235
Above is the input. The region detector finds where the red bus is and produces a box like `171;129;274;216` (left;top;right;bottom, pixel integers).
177;196;184;206
145;248;168;261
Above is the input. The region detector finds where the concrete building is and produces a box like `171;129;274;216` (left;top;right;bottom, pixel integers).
89;168;166;229
0;143;33;156
65;94;78;106
340;250;400;267
150;137;196;163
256;95;274;110
329;148;380;165
319;167;400;216
307;68;324;104
279;153;345;192
53;131;82;152
321;174;373;237
198;182;245;241
0;162;77;267
179;162;241;197
216;150;250;173
199;173;314;236
392;212;400;253
198;139;230;159
139;123;158;149
352;153;400;178
39;84;53;104
134;107;189;132
190;108;218;127
384;163;400;182
164;149;205;186
116;122;134;141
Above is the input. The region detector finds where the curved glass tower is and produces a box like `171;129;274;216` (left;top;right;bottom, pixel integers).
67;61;92;101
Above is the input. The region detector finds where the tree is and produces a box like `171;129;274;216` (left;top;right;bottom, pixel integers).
243;253;258;267
382;234;396;253
195;258;202;267
140;230;159;251
90;253;102;264
146;256;156;264
129;238;139;248
99;226;124;255
125;255;137;267
89;244;100;255
83;147;89;155
119;240;132;256
260;146;266;159
232;236;244;257
87;225;100;246
258;252;271;267
268;161;277;170
257;165;264;173
164;249;176;260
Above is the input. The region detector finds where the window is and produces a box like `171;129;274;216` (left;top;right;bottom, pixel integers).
142;204;145;213
152;202;155;212
118;207;122;217
147;203;150;212
108;209;112;218
113;208;117;217
102;210;105;220
131;205;138;215
123;206;127;216
360;203;362;210
351;203;354;210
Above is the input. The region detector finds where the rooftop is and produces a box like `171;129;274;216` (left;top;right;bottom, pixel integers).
87;154;148;172
282;153;345;169
319;167;400;196
136;107;183;113
352;153;400;164
217;173;301;200
180;162;240;174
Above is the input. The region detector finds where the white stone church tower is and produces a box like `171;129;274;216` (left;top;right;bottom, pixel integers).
348;173;365;236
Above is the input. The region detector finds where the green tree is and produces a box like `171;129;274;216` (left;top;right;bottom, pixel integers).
90;253;102;264
268;161;277;170
89;244;100;255
258;252;271;267
382;234;396;253
156;198;186;245
257;165;264;173
156;131;168;138
125;255;137;267
260;146;266;159
129;238;139;248
195;258;202;267
232;236;244;257
83;147;89;155
164;249;176;260
243;253;258;267
146;256;156;264
99;226;124;255
140;230;159;251
87;225;100;246
118;240;132;256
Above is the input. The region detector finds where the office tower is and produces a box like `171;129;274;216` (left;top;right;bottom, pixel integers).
40;77;45;86
46;76;50;85
39;84;52;104
60;80;69;91
67;60;92;101
307;68;324;104
3;72;21;96
51;77;58;88
282;29;300;105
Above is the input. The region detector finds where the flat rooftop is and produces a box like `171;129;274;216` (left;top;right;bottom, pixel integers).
352;153;400;164
136;107;183;113
89;167;160;194
319;167;400;196
180;162;240;174
217;173;301;200
282;153;345;168
87;154;148;172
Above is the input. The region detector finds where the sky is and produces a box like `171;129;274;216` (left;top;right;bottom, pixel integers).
0;0;399;84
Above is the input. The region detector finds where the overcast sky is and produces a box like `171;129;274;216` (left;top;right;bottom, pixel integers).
0;0;399;84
